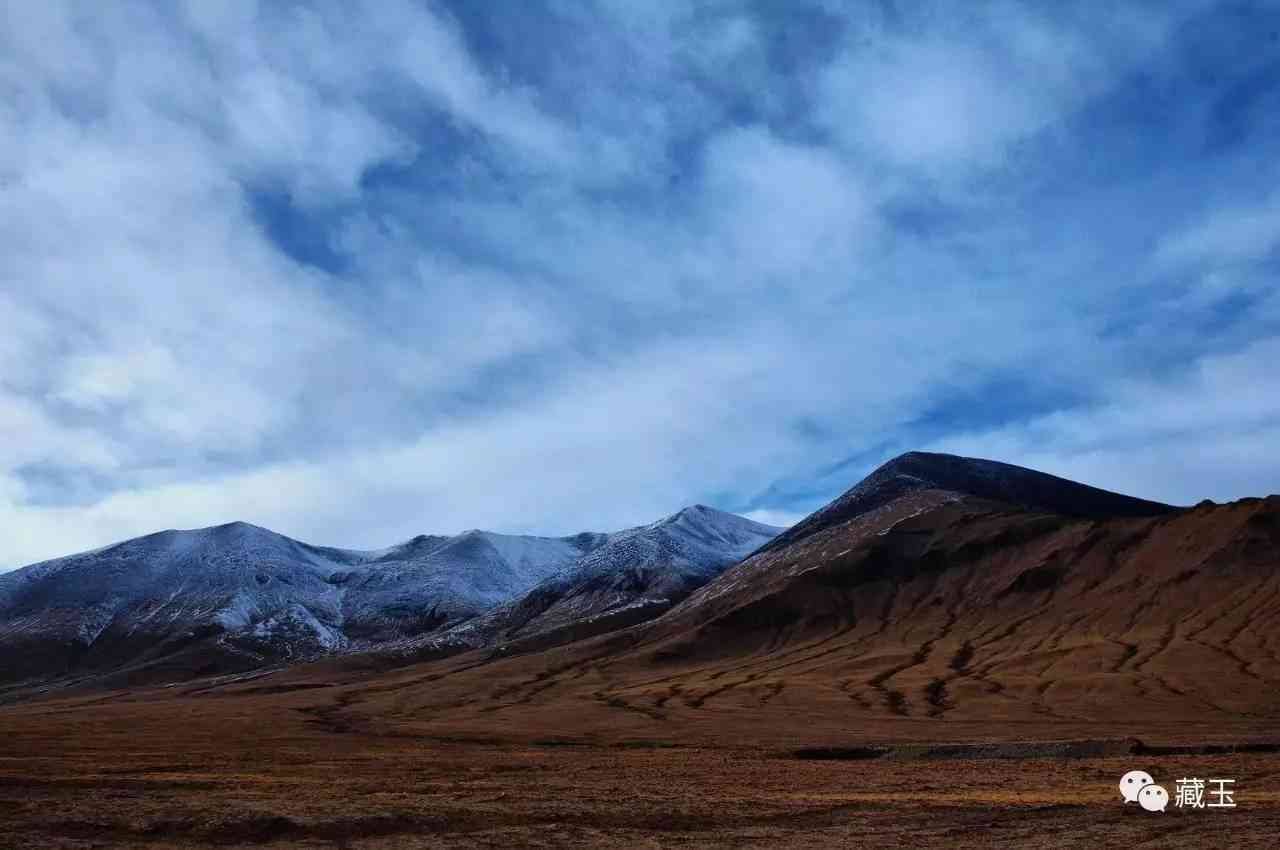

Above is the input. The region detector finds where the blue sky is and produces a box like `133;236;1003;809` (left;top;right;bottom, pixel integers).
2;0;1279;568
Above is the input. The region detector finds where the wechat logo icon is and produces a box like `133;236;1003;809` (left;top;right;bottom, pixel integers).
1120;769;1169;812
1119;769;1155;804
1120;770;1236;812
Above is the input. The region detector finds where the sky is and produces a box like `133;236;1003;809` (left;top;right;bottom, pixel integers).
2;0;1279;569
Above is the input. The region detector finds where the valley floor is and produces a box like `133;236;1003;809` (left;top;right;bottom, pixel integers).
2;666;1279;849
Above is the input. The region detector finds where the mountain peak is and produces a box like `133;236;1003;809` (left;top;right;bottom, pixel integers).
663;504;784;534
762;450;1177;553
211;520;268;533
670;504;718;520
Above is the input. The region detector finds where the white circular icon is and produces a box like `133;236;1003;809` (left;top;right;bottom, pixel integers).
1119;770;1154;803
1139;784;1169;812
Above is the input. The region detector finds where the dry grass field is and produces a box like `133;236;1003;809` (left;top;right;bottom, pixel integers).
2;643;1278;849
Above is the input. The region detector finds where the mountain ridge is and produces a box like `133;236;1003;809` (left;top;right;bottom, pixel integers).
760;450;1178;555
0;451;1233;695
0;504;782;686
398;504;783;658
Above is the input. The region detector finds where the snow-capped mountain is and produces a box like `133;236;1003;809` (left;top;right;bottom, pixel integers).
331;528;605;641
0;509;779;685
414;505;784;654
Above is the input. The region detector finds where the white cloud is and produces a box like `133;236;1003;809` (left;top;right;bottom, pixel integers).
700;126;873;286
225;69;415;201
823;40;1043;169
0;329;820;566
383;3;571;167
743;509;803;529
1156;196;1280;268
0;392;123;474
817;3;1197;173
928;336;1280;505
0;0;1275;574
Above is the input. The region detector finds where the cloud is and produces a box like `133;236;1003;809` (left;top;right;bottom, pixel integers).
0;329;819;563
926;336;1280;505
1156;196;1280;268
1;0;1277;569
822;38;1043;169
698;126;873;287
743;509;803;529
816;2;1199;174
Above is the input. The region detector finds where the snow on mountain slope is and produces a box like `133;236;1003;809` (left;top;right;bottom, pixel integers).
0;522;361;682
331;529;604;641
0;510;773;684
405;506;784;655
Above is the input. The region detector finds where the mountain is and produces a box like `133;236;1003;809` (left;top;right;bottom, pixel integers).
0;520;594;684
761;450;1177;554
332;528;605;641
277;451;1279;748
9;448;1278;739
2;456;1278;850
0;509;780;687
2;451;1276;850
406;505;783;656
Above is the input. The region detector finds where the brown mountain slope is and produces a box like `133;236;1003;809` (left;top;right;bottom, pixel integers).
758;450;1178;555
616;491;1280;730
6;455;1277;745
126;485;1270;755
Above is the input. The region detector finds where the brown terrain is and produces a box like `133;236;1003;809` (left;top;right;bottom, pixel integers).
3;455;1280;847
